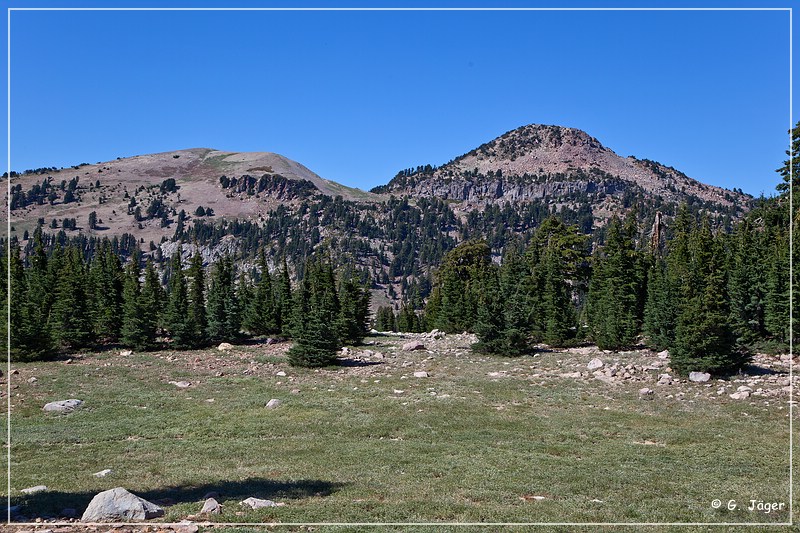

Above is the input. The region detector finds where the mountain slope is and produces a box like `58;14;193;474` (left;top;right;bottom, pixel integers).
375;124;747;220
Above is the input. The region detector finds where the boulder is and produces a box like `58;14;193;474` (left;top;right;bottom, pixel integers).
43;399;83;413
21;485;47;494
81;487;164;522
413;371;429;378
729;391;751;400
403;341;426;351
265;399;282;409
689;372;711;383
200;497;222;515
587;358;604;371
240;497;282;509
639;387;655;399
93;469;113;478
119;350;133;357
657;374;673;385
217;342;234;351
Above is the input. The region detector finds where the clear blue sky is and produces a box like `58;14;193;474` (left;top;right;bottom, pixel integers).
2;2;794;197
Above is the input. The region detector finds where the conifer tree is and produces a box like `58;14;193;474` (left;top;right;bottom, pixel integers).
276;256;293;336
473;266;506;354
671;225;743;375
186;251;208;347
764;230;789;343
206;255;240;341
89;241;123;341
288;256;341;367
435;240;491;333
51;246;94;349
337;273;371;343
540;244;574;346
10;243;53;360
139;259;163;349
164;252;192;348
244;249;279;335
121;253;148;349
587;215;641;350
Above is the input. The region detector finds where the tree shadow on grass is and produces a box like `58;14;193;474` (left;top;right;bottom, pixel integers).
12;477;346;520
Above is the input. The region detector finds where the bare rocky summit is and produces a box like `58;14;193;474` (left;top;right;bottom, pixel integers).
376;124;748;221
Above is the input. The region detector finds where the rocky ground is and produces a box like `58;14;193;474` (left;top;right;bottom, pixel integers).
4;332;796;532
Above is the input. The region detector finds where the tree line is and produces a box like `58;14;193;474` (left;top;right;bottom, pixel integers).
4;237;371;368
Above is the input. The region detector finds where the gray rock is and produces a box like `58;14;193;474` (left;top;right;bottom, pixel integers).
169;381;192;389
240;497;282;509
81;487;164;522
43;399;83;413
657;374;673;385
729;391;751;400
413;371;429;378
657;350;670;359
200;497;222;515
217;342;234;351
639;388;655;399
587;358;604;371
265;399;282;409
402;341;426;351
119;350;133;357
93;469;113;478
20;485;47;494
689;372;711;383
27;377;37;383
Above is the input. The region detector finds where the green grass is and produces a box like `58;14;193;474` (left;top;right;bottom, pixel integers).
4;338;796;531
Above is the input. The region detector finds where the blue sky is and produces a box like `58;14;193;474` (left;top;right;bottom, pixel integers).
2;2;794;197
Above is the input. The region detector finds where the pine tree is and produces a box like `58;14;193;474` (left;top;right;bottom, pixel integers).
473;266;506;354
243;249;279;336
121;254;148;349
671;226;743;375
206;255;240;341
337;273;371;343
186;251;208;347
276;256;293;336
10;243;54;360
50;246;94;349
726;219;765;345
587;215;641;350
89;241;123;341
164;252;192;348
643;258;676;350
288;256;341;367
764;230;789;343
139;259;163;349
435;240;491;333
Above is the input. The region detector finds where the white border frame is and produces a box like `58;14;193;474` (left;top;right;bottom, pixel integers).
4;5;794;528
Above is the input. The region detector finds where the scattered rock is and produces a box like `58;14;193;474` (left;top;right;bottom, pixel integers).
403;341;426;352
169;381;192;388
276;371;287;377
265;399;282;409
638;388;655;400
657;374;673;385
217;342;234;351
729;391;751;400
119;350;133;357
93;469;113;478
240;497;283;509
42;399;83;413
657;350;670;359
587;358;604;371
27;377;37;383
560;371;582;379
21;485;47;494
737;386;753;393
689;372;711;383
200;497;222;515
81;487;164;522
413;371;429;378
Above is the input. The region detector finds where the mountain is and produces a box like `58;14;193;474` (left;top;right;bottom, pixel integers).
374;124;747;223
5;125;753;307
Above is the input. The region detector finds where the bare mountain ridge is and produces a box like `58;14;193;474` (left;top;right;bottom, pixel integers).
376;124;746;212
7;125;749;246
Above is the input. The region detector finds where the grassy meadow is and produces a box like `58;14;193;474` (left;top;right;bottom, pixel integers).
4;334;796;532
